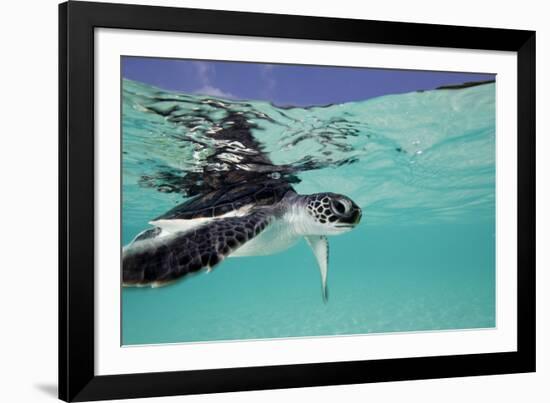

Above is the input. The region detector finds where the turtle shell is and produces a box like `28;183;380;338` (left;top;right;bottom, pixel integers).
153;179;294;221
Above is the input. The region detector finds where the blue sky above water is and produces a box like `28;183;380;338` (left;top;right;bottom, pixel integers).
122;56;495;107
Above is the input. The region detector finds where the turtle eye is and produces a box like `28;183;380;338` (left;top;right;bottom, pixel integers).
333;200;347;215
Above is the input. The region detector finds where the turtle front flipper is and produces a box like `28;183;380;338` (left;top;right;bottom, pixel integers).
123;211;272;287
305;235;329;303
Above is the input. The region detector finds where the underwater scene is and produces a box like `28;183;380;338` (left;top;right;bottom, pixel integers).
121;60;496;346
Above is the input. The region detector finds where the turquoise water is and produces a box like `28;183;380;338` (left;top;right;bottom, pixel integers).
121;78;496;345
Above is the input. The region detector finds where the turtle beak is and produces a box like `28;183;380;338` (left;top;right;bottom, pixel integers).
350;206;362;224
337;203;362;227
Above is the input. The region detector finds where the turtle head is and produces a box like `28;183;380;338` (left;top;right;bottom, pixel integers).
300;192;362;235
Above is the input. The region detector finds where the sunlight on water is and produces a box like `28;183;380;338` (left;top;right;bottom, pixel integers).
121;79;495;345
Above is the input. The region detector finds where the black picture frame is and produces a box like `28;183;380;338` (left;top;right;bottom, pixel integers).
59;1;536;401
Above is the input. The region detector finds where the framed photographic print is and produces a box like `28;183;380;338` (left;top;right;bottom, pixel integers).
59;1;536;401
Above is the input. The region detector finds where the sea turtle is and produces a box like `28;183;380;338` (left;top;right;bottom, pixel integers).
122;113;362;302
